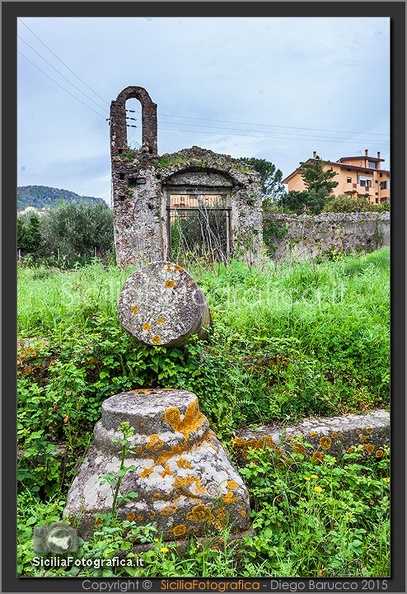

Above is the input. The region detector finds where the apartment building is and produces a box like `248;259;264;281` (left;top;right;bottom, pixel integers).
283;149;390;204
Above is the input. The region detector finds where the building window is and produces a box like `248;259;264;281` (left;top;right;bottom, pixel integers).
358;176;374;188
346;177;352;183
380;181;389;190
368;161;377;169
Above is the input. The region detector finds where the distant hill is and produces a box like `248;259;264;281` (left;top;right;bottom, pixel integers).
17;185;106;212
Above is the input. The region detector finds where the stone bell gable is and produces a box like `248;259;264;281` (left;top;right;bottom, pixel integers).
110;87;263;268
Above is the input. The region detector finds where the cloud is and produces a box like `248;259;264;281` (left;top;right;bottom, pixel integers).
17;16;390;197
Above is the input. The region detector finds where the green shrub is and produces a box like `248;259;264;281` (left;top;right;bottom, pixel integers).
323;195;390;213
17;250;390;497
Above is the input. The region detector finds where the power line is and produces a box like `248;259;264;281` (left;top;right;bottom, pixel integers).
159;126;390;146
18;51;106;118
18;18;109;107
160;113;389;139
17;19;388;148
159;119;389;145
18;35;107;112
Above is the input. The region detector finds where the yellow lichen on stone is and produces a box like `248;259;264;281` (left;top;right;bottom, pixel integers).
164;279;176;289
319;436;332;450
126;512;136;521
375;449;384;458
174;264;183;270
174;475;206;495
160;503;178;516
186;504;214;523
167;265;172;273
363;443;375;453
310;431;318;438
156;317;165;324
164;399;206;440
146;434;165;451
232;435;277;459
223;491;238;504
131;305;139;315
136;446;143;454
365;427;373;434
142;322;151;331
177;457;192;469
151;335;161;345
293;442;306;454
140;466;155;478
227;480;238;490
152;493;162;502
172;524;187;537
160;463;174;478
238;509;247;517
359;435;368;443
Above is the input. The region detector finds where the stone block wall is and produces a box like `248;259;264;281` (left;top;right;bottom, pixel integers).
112;145;263;268
264;212;390;261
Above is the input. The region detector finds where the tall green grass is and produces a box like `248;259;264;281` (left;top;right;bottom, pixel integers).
17;249;391;578
18;249;390;432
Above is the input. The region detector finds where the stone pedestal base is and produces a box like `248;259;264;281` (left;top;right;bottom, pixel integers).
63;390;251;542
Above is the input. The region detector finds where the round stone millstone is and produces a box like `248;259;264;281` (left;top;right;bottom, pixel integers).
63;390;251;543
117;262;210;347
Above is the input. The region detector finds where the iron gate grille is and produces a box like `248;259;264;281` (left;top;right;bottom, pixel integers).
167;193;231;263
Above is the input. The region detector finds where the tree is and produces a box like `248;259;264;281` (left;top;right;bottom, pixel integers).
17;213;43;256
277;156;339;215
298;156;338;196
241;157;285;206
41;201;114;262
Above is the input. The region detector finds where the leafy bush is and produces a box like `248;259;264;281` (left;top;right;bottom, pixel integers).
17;249;390;577
17;202;114;267
17;250;390;499
17;444;390;577
239;444;390;577
323;195;390;213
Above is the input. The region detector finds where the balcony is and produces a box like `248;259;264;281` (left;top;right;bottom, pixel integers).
342;182;357;194
342;183;374;197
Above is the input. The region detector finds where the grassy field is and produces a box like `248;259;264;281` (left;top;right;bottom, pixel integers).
17;248;390;577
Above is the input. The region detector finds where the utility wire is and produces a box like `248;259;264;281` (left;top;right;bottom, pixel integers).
160;113;389;139
17;20;388;147
159;119;389;144
18;18;109;107
159;126;390;146
18;51;106;118
18;35;107;112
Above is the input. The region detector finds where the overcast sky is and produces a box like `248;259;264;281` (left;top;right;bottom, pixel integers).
17;16;390;204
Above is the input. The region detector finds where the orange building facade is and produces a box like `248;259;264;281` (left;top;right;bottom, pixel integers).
283;149;390;204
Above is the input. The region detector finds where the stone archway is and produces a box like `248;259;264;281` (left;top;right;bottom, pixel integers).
110;86;158;158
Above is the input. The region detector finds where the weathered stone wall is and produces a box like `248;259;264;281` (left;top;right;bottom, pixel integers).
264;212;390;261
112;143;263;268
157;147;263;266
233;409;390;466
110;86;158;158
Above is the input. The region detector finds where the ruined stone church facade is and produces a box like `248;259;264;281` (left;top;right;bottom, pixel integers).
110;86;263;268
